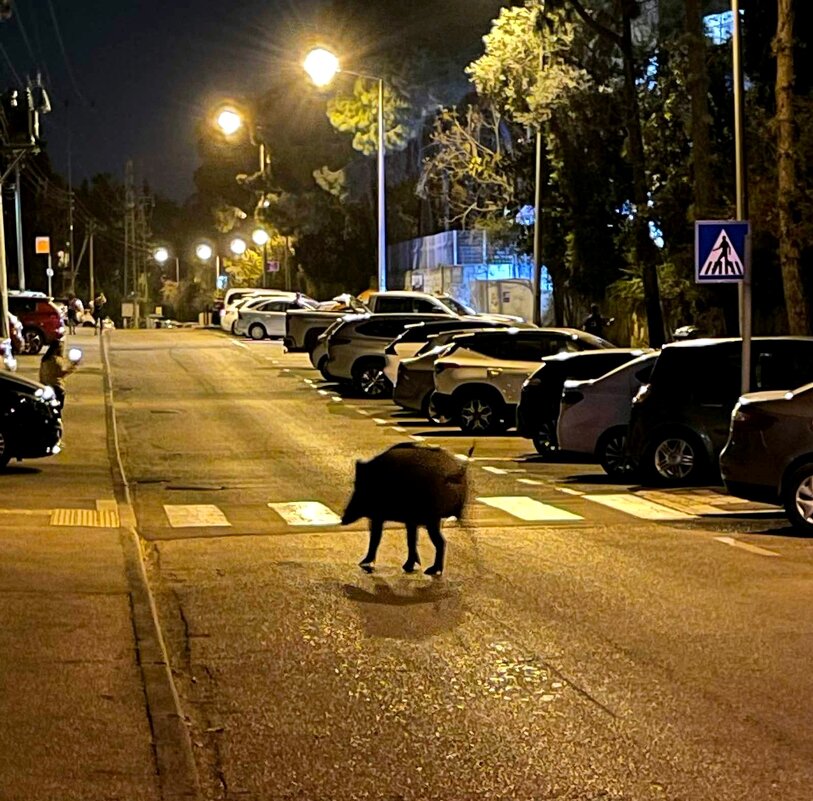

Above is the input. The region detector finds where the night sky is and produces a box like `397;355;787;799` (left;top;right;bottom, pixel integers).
1;0;504;201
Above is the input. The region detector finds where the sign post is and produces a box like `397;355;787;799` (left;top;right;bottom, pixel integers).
35;236;52;296
695;219;750;393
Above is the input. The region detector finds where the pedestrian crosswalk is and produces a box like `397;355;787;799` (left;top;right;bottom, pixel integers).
151;488;776;532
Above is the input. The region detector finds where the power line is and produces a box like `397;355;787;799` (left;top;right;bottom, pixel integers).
12;5;38;73
0;42;22;85
46;0;91;107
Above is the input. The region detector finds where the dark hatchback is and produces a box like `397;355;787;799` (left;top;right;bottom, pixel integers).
627;336;813;486
516;348;650;454
0;372;62;466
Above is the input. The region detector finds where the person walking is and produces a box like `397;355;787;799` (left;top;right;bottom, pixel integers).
39;339;78;412
66;294;84;335
92;292;106;335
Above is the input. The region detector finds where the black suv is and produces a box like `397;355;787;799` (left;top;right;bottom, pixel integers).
627;337;813;485
516;349;649;454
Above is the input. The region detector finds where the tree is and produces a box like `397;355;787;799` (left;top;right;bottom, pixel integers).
775;0;811;333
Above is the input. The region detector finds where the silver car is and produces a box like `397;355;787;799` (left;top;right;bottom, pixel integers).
557;352;658;477
720;382;813;533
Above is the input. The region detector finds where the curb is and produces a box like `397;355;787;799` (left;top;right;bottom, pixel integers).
100;329;201;801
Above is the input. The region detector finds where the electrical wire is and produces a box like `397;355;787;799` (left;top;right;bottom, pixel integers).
0;42;23;86
46;0;91;107
12;5;38;73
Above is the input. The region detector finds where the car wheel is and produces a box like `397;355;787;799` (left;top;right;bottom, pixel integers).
643;431;706;486
248;323;266;341
532;420;558;457
597;427;636;479
457;393;505;434
353;361;391;398
0;429;9;468
230;321;239;335
783;463;813;535
317;355;334;382
425;396;451;425
23;328;43;355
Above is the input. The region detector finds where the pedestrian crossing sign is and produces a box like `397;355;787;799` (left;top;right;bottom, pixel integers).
695;220;749;283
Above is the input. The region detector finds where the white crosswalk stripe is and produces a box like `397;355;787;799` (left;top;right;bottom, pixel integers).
477;496;583;522
582;493;693;520
268;501;342;526
164;504;232;528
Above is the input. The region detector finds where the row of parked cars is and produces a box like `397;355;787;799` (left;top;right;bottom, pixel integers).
286;301;813;535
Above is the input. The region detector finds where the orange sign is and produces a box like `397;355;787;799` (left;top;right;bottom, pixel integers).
35;236;50;255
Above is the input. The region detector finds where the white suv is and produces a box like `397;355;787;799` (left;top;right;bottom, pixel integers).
430;328;614;433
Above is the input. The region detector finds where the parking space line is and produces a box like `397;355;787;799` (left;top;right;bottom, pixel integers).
477;496;583;522
582;493;692;520
356;410;370;415
556;487;584;496
391;426;407;433
410;435;426;442
517;478;543;486
372;418;389;425
331;396;343;402
318;390;330;396
714;536;780;557
482;466;508;475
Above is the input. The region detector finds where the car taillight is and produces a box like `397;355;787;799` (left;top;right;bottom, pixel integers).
731;406;774;431
562;388;584;406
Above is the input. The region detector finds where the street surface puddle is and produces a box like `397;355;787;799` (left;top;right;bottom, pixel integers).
483;641;564;703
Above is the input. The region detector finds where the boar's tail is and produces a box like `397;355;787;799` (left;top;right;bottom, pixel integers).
466;442;476;460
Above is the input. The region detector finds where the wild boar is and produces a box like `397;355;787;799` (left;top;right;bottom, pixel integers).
341;443;469;576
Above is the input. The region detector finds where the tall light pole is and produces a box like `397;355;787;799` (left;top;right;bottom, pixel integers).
304;47;387;292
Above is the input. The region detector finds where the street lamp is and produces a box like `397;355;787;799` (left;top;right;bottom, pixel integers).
153;247;169;265
304;46;387;291
215;106;243;137
251;228;269;246
229;236;247;256
195;243;213;262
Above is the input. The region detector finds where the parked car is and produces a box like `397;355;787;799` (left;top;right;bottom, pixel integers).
517;348;650;455
220;289;313;333
627;336;813;486
0;372;62;466
325;313;457;396
430;328;615;433
236;295;318;340
365;290;524;323
720;382;813;533
556;352;659;476
286;296;370;352
8;292;65;354
383;318;516;386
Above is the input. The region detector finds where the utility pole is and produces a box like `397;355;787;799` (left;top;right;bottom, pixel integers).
89;222;95;301
13;162;24;289
124;160;135;327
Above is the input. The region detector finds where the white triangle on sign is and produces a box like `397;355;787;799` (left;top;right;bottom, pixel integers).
699;228;744;277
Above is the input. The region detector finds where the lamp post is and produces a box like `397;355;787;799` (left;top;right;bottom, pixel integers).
195;241;221;289
304;47;387;292
252;228;270;287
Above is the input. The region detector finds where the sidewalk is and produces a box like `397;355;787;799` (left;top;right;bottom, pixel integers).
0;328;160;801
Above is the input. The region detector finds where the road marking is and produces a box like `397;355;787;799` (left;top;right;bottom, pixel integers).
454;453;470;462
517;478;543;486
477;496;583;522
410;435;426;442
714;536;780;557
163;504;231;528
0;508;50;516
50;506;121;528
318;389;330;396
372;418;389;425
268;501;342;526
556;487;584;496
583;493;692;520
391;426;407;433
482;466;508;475
356;410;370;415
231;341;248;349
331;396;343;402
639;490;735;516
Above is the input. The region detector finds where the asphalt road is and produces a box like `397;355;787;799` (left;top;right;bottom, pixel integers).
107;328;813;801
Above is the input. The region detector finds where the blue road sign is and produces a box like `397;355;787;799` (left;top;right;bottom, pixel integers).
695;220;749;283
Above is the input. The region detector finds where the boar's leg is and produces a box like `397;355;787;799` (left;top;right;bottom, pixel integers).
423;519;446;576
359;518;383;573
402;523;421;573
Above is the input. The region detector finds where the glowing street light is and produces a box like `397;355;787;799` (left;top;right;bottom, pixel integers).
303;47;340;87
153;246;169;264
251;228;270;246
216;107;243;136
229;236;247;256
195;243;213;261
303;46;387;290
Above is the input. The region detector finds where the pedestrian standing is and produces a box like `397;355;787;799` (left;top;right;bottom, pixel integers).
66;294;84;335
92;292;106;335
582;304;613;339
39;339;78;411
